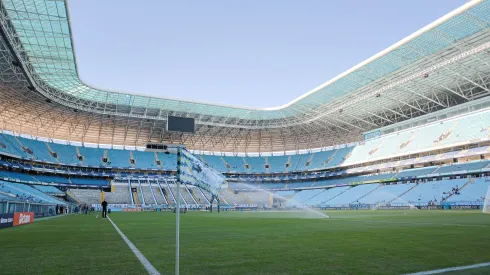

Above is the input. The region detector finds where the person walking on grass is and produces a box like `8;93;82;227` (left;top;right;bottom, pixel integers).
102;200;108;219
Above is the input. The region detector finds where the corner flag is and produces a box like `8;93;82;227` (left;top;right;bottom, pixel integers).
174;148;226;275
177;149;225;197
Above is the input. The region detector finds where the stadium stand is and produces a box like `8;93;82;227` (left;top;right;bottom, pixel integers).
69;189;101;205
246;157;266;173
140;184;156;205
151;183;167;204
48;142;80;165
158;152;177;170
326;184;380;205
201;155;227;171
434;161;490;174
33;185;63;195
359;183;416;205
132;151;157;169
104;184;132;204
0;170;38;182
107;149;131;167
188;186;209;205
0;181;62;204
35;174;71;185
78;147;104;166
394;167;437;178
242;191;269;206
267;155;288;173
445;177;490;203
344;110;490;165
0;105;488;209
391;179;468;205
69;178;108;186
16;137;57;162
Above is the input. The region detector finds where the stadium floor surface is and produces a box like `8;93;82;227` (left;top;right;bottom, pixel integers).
1;210;490;275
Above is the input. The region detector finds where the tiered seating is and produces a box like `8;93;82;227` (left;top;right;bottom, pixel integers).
33;185;63;195
0;192;21;202
363;173;397;181
69;177;108;186
151;183;167;204
327;147;354;167
0;181;61;204
132;151;157;169
287;181;314;188
326;184;380;205
180;186;197;204
104;184;131;204
161;183;175;204
260;183;286;189
242;191;269;206
78;147;103;166
274;190;295;197
35;174;71;184
140;185;155;205
435;161;490;174
312;186;351;205
246;157;266;173
224;157;246;173
0;134;28;157
308;150;336;169
200;188;214;204
267;155;287;173
446;178;490;203
395;166;436;178
314;176;367;187
0;134;13;155
169;184;186;205
288;155;303;171
201;155;227;171
69;188;101;204
48;142;79;165
0;170;37;182
188;186;208;204
17;137;57;162
393;179;468;205
359;183;416;205
158;152;177;170
344;110;490;165
107;149;130;167
130;181;144;204
218;188;249;205
294;189;325;204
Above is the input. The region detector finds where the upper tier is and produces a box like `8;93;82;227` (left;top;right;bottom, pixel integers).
0;109;488;173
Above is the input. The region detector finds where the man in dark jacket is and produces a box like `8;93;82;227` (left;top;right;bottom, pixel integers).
101;200;108;219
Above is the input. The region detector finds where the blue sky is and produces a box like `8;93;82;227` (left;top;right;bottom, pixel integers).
68;0;467;108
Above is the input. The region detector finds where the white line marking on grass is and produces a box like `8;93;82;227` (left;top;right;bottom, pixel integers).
107;216;160;275
404;262;490;275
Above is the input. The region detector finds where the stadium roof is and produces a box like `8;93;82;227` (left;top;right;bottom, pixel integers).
0;0;489;152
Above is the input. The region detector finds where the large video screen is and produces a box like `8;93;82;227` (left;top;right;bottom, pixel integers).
167;116;195;133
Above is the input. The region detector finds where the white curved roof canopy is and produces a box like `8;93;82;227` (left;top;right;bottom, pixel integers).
0;0;489;152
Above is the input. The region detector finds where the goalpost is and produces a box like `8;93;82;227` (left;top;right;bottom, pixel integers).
483;184;490;214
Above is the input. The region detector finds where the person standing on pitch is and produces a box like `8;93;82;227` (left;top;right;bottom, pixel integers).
101;200;108;219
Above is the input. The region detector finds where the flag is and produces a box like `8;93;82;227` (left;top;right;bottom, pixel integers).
177;148;225;197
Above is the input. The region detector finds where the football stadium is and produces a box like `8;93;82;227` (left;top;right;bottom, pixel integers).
1;0;490;274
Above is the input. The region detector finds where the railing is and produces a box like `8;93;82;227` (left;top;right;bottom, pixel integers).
0;200;56;217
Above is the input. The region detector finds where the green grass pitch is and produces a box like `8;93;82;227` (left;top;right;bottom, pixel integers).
1;210;490;274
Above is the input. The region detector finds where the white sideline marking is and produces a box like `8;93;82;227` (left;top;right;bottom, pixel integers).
404;262;490;275
107;216;161;275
